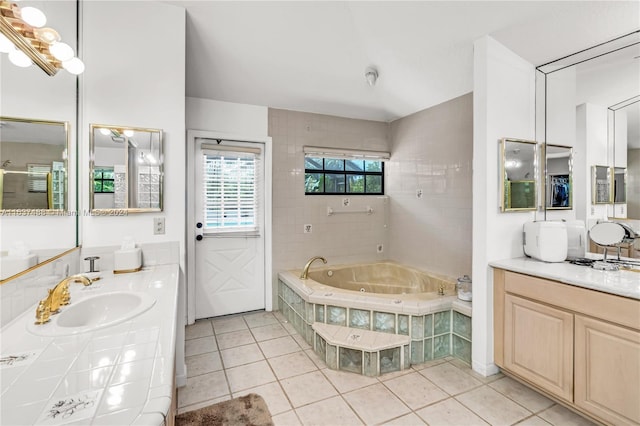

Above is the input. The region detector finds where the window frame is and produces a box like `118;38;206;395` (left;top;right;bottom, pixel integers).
93;166;115;194
304;157;385;195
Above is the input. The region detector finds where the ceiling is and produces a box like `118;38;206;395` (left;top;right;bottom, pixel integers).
166;1;640;122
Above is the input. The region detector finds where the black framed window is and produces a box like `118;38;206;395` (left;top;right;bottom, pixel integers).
93;167;115;193
305;156;384;195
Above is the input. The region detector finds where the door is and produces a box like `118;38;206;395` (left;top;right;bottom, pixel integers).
194;138;266;319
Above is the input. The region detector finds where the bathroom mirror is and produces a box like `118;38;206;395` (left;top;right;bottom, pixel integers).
591;166;611;204
613;167;627;204
0;117;69;211
90;124;163;212
543;144;572;210
500;138;537;212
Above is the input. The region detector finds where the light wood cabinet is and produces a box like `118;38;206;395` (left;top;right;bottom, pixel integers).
494;269;640;425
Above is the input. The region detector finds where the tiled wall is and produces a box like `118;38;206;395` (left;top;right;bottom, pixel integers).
268;109;390;307
387;93;473;278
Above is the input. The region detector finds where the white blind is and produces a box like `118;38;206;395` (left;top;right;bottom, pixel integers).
202;149;260;235
27;164;51;193
303;146;390;160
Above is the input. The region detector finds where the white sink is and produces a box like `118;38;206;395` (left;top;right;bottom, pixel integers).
27;292;156;336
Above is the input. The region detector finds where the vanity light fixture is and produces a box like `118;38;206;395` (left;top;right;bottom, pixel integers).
365;67;378;86
0;0;84;76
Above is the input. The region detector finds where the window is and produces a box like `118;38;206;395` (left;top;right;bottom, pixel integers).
304;147;388;195
202;147;260;234
93;167;115;193
27;163;51;193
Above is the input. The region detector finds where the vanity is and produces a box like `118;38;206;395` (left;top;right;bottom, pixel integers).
0;265;179;425
491;258;640;426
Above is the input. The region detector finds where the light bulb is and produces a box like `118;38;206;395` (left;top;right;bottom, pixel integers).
8;48;32;67
123;130;134;137
34;27;60;44
99;128;111;136
49;42;74;61
62;57;84;75
0;33;14;53
20;7;47;28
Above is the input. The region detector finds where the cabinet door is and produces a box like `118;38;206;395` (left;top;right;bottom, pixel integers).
575;315;640;425
504;294;574;401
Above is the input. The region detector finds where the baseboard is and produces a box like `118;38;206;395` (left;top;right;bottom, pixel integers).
472;360;500;377
175;366;187;388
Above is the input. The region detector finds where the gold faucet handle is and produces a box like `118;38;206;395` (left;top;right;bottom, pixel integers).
35;300;51;325
60;286;70;306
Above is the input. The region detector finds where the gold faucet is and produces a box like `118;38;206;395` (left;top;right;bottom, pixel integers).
300;256;327;279
34;274;93;325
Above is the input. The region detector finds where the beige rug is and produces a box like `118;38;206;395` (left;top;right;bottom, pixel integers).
176;393;274;426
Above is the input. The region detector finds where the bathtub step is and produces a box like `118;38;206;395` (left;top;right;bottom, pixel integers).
312;323;410;376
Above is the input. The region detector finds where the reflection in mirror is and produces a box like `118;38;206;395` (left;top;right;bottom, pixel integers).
591;166;611;204
613;167;626;203
544;144;572;210
500;138;537;212
90;124;163;212
0;117;69;211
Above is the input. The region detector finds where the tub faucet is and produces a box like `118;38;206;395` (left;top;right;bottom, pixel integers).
300;256;327;280
35;274;93;325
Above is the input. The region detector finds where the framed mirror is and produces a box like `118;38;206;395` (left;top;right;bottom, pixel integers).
613;167;627;204
0;117;69;212
543;144;572;210
90;124;163;212
500;138;538;212
591;165;611;204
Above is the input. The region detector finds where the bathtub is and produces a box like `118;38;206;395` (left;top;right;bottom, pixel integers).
277;261;472;372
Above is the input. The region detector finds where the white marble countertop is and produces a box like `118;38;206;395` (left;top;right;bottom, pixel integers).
490;257;640;300
0;264;179;425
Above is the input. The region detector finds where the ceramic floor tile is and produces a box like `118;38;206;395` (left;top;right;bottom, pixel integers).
259;336;301;358
185;320;213;340
292;334;312;349
244;311;280;328
216;329;255;350
176;395;230;415
220;343;264;368
382;412;427;425
383;371;449;410
516;415;553;425
321;368;378;394
268;351;317;380
272;410;302;426
449;358;504;384
251;323;290;342
177;370;229;408
304;349;327;370
185;336;217;357
410;358;449;371
416;397;489;426
456;386;531;425
538;405;598;426
233;381;292;415
295;395;364;426
419;362;483;395
273;311;288;324
185;351;223;377
225;360;276;393
343;383;411;425
212;316;248;335
280;370;338;408
489;376;554;413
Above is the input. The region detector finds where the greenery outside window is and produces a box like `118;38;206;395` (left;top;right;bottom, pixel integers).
93;167;115;193
304;148;387;195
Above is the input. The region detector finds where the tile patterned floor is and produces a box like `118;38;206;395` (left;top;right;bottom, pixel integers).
180;311;597;426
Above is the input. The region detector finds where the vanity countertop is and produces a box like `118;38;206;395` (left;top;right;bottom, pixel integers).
0;264;179;425
490;257;640;300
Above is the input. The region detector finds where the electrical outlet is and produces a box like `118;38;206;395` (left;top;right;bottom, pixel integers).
304;224;313;233
154;217;165;235
377;244;384;253
342;197;350;207
416;189;423;199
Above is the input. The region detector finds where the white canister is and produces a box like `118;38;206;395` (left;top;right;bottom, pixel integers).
456;275;472;302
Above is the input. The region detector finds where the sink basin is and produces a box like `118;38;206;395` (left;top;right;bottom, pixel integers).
27;292;156;336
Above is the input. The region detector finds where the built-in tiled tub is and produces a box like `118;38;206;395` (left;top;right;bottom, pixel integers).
278;261;472;376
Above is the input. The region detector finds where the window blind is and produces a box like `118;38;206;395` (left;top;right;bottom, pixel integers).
202;148;260;235
27;164;51;193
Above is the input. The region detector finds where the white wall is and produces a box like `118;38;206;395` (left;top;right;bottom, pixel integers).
186;97;268;136
472;36;536;376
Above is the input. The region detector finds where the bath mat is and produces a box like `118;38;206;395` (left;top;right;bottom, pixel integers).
176;393;274;426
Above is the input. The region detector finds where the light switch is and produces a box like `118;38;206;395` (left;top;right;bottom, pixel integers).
154;217;165;235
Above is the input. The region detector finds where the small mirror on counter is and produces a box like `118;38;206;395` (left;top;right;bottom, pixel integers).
613;167;626;204
591;165;611;204
0;117;69;212
544;144;572;210
90;124;163;212
500;138;538;212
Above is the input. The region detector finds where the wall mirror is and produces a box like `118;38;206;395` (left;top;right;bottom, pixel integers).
90;124;163;212
613;167;627;204
591;165;611;204
543;144;572;210
500;138;537;212
0;117;69;211
610;97;638;217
